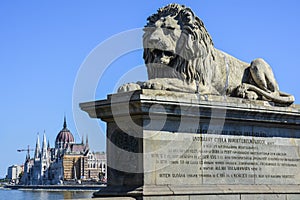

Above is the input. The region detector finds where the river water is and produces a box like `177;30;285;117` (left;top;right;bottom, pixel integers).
0;188;93;200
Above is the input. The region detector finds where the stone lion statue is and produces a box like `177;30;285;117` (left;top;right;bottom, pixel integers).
118;4;294;105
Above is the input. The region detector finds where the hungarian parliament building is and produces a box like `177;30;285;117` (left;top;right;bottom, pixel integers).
20;117;106;185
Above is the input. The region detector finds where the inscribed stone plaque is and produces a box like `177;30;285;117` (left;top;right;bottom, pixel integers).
144;131;300;185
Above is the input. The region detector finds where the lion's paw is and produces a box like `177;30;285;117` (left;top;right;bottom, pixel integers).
236;84;258;100
245;91;258;100
117;83;141;93
142;80;166;90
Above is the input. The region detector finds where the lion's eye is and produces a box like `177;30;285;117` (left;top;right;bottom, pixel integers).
162;27;175;35
166;27;175;30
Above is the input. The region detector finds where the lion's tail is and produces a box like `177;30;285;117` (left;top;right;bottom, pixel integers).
243;83;295;105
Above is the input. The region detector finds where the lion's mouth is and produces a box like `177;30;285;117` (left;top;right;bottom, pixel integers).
150;49;175;65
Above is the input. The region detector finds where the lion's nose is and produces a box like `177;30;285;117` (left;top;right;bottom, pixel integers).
149;28;163;43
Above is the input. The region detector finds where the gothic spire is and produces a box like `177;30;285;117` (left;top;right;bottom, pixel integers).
85;134;89;150
41;132;48;159
34;133;40;160
63;115;67;129
86;134;89;145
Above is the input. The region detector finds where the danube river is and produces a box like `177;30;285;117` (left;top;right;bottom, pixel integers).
0;188;93;200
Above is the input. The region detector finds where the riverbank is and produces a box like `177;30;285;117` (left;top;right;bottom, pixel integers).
4;184;105;191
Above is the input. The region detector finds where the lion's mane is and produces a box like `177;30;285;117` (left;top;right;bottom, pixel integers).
143;4;216;86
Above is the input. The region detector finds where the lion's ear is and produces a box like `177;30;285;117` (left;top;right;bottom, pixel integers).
176;33;200;60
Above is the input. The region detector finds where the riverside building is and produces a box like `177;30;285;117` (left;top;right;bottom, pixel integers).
21;117;106;185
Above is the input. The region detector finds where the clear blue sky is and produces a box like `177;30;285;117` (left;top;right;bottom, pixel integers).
0;1;299;178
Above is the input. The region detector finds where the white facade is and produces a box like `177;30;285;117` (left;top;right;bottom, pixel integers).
7;165;23;183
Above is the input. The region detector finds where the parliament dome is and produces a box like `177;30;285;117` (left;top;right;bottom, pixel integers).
55;117;74;147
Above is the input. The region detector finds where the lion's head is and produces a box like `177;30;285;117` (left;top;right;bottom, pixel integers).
143;4;216;84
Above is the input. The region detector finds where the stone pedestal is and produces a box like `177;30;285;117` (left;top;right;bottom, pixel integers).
80;90;300;199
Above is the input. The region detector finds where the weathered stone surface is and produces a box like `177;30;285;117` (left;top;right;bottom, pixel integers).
241;194;286;200
144;132;300;185
143;197;189;200
118;3;294;105
287;194;300;200
80;90;300;200
190;195;239;200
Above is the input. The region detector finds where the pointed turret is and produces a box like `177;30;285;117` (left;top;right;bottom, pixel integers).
34;133;40;160
85;134;89;150
41;132;48;159
63;115;67;130
86;135;89;146
40;132;49;180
